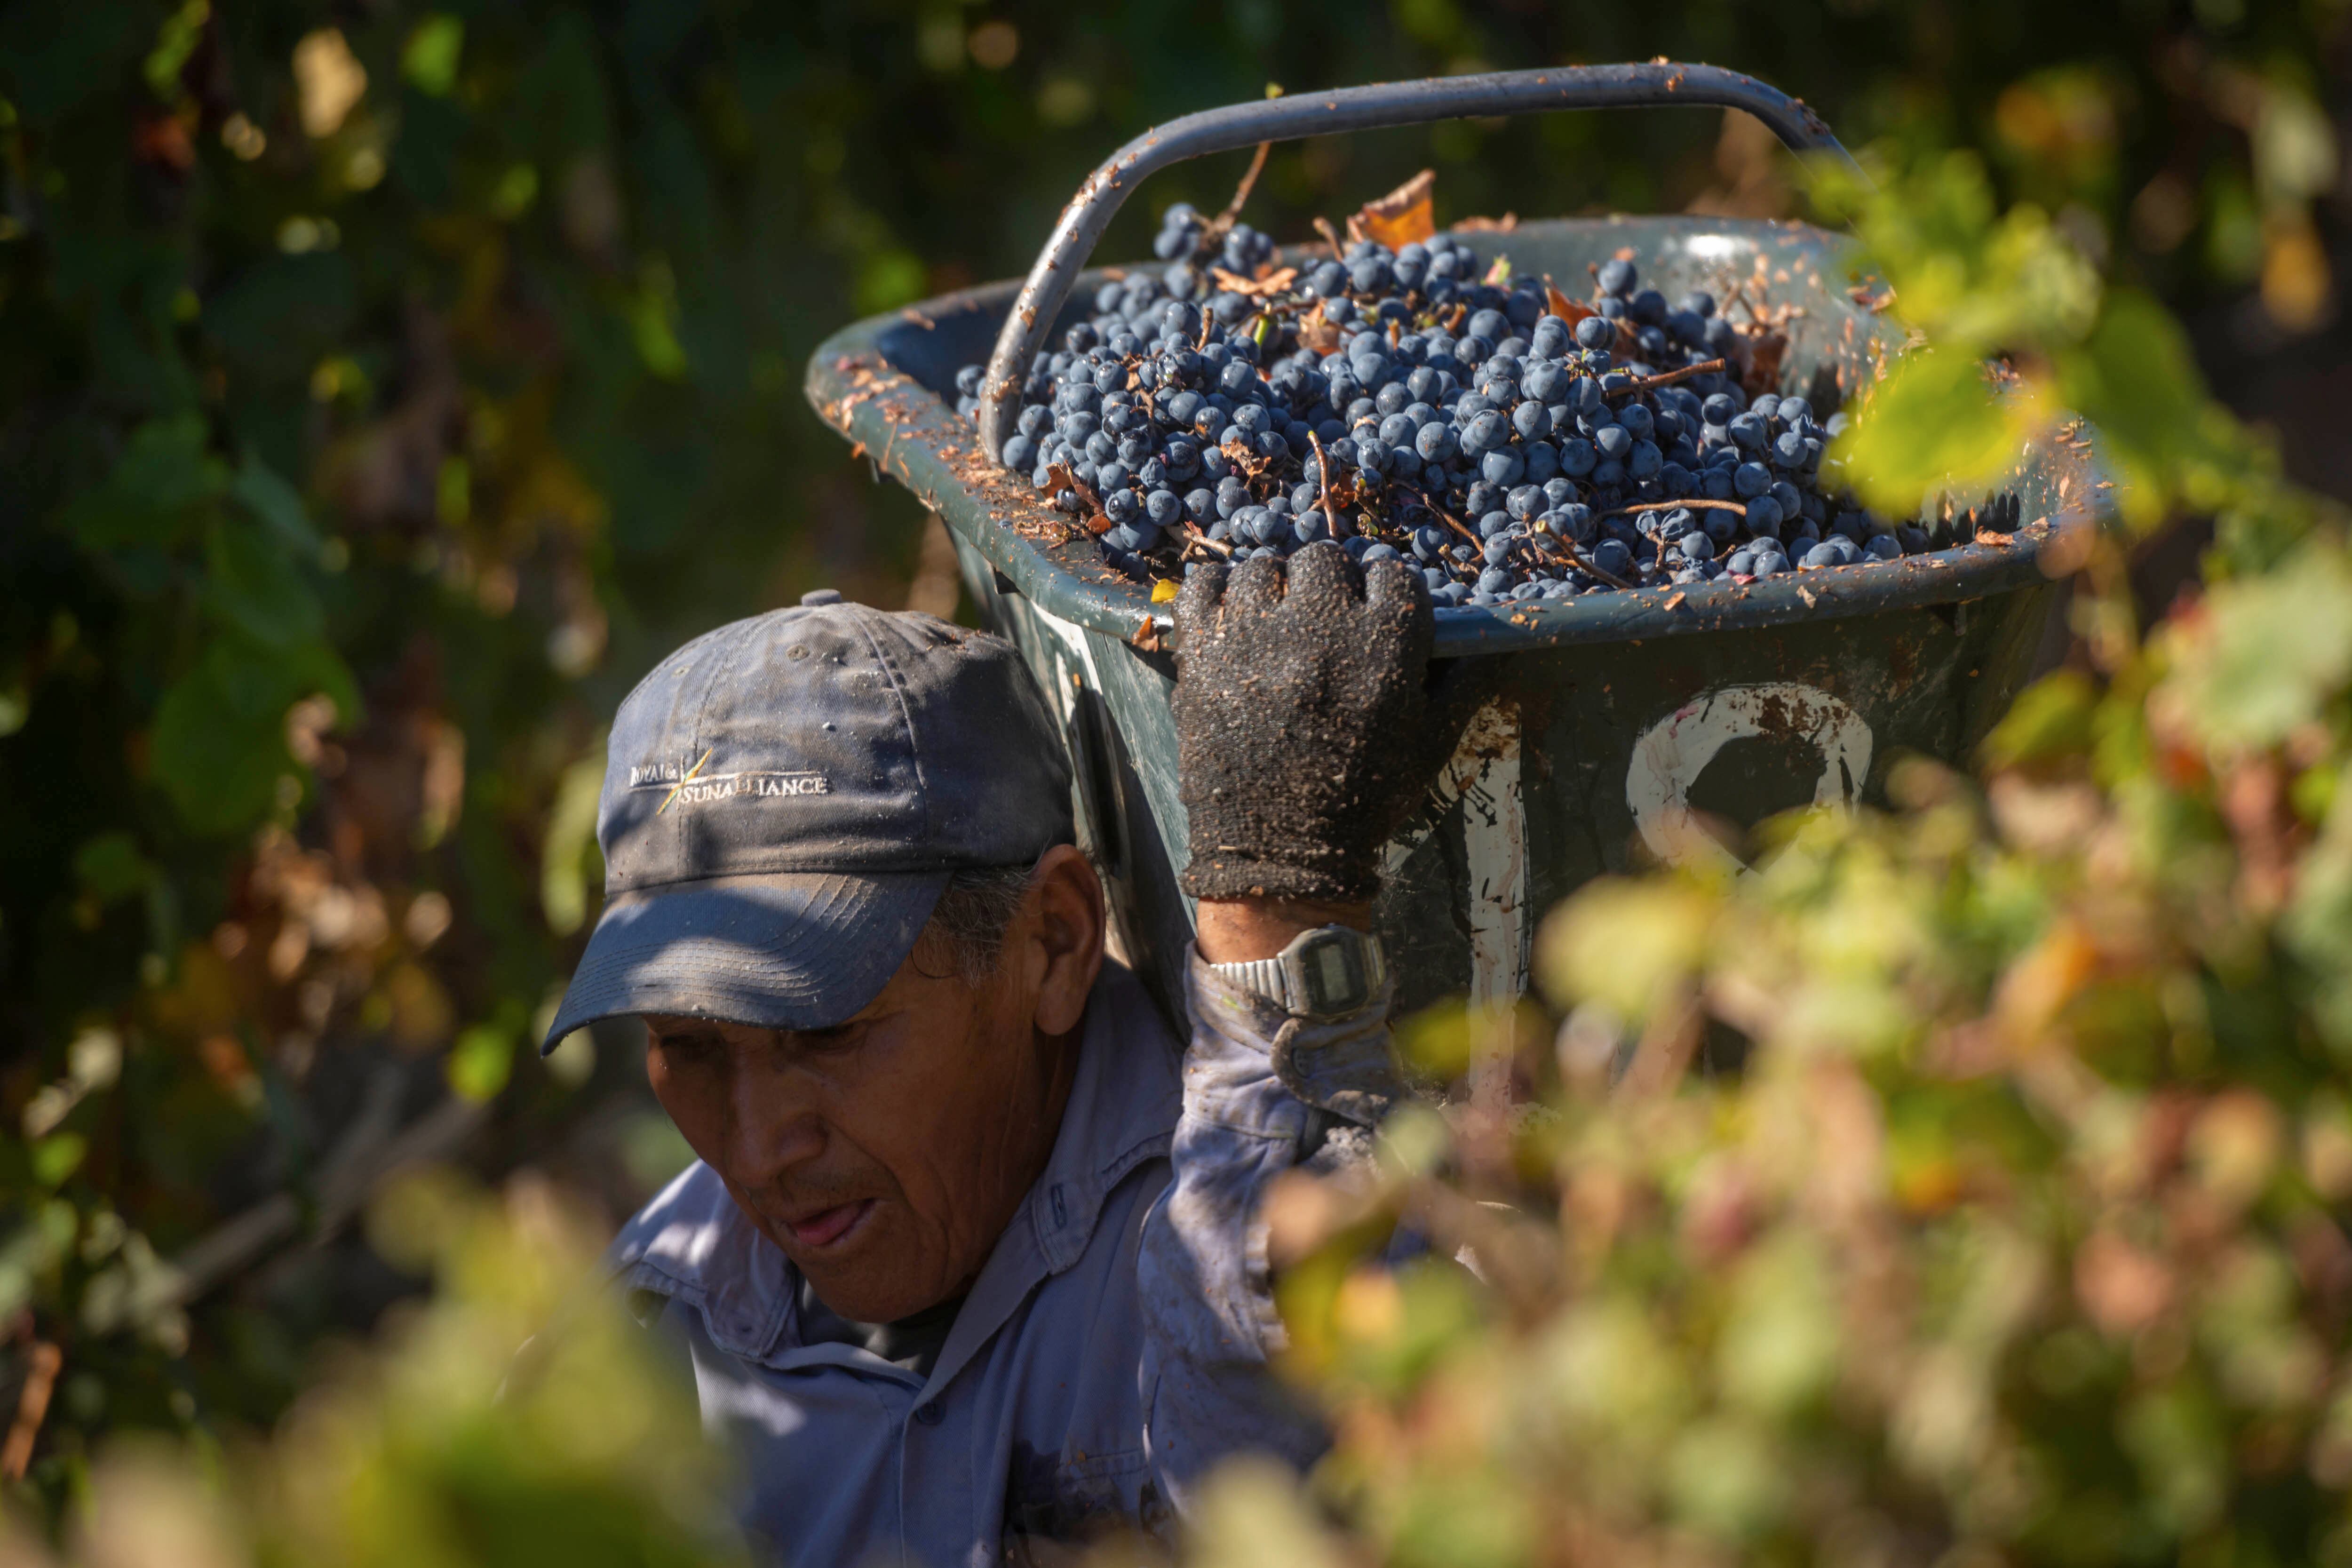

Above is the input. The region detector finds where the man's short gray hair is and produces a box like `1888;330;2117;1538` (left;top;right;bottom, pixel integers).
915;861;1042;985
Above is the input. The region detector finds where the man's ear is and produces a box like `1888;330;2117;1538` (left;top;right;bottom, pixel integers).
1024;844;1104;1038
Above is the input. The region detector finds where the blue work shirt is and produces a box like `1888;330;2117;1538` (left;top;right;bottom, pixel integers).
603;951;1391;1566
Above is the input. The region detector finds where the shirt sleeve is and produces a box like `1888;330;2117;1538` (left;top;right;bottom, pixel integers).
1134;942;1400;1517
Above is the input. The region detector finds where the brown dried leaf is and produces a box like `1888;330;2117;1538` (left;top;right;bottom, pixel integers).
1296;301;1343;356
1210;266;1299;299
1741;331;1787;400
1220;438;1275;479
1348;168;1437;249
1046;462;1101;513
1544;283;1595;324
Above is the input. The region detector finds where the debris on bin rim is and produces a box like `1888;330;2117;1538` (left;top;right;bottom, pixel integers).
808;247;2100;661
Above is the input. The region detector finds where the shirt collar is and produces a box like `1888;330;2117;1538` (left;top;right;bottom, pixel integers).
603;959;1183;1376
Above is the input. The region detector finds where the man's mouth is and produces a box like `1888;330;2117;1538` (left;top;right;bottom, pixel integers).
784;1198;876;1252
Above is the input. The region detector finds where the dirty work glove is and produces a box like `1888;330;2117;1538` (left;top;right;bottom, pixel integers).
1173;541;1481;902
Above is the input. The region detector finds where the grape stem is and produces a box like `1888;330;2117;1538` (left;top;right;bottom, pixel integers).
1308;431;1343;540
1180;523;1235;559
1528;533;1636;592
1200;140;1272;248
1612;358;1728;395
1413;487;1482;549
1571;549;1637;591
1601;498;1748;520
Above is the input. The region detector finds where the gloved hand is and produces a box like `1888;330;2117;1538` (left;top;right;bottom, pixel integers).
1172;541;1488;903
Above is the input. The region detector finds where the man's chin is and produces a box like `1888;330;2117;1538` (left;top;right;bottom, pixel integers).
795;1225;965;1324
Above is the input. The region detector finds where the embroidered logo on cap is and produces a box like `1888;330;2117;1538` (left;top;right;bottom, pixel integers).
632;752;829;812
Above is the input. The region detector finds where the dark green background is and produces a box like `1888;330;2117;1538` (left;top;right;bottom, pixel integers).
0;0;2344;1493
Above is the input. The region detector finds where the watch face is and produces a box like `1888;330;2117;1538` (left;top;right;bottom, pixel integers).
1295;930;1368;1015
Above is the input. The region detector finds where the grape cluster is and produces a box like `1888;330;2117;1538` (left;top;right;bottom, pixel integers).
1152;202;1279;277
952;215;1988;606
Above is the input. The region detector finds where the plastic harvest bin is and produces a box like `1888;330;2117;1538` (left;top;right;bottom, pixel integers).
805;64;2101;1023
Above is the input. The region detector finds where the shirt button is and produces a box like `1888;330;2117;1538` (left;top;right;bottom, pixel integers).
914;1401;944;1426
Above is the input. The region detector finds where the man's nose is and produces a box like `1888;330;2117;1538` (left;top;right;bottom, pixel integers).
723;1067;826;1188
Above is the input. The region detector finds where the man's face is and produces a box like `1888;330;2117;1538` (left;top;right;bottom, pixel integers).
642;852;1101;1323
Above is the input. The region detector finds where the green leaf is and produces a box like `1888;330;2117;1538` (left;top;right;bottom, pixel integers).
540;750;607;936
74;831;155;903
206;517;325;648
143;0;207;99
1393;1001;1475;1078
31;1133;86;1187
1830;350;2035;519
619;1111;697;1191
1535;878;1714;1019
150;637;356;835
1982;668;2099;769
2159;544;2352;752
1667;1417;1788;1541
852;249;925;318
151;655;294;835
2283;785;2352;1054
60;414;229;550
231;454;321;556
628;259;689;378
1717;1237;1839;1416
2059;291;2207;458
447;1024;516;1103
1189;1458;1350;1568
402;16;464;96
2055;290;2211;531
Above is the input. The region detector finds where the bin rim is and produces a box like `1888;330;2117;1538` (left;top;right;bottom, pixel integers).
807;214;2104;658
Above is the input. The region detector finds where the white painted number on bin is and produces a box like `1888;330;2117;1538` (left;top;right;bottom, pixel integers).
1381;701;1528;1011
1625;683;1874;876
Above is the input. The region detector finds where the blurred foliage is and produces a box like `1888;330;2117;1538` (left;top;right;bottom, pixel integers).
0;1176;747;1567
1202;147;2352;1568
1817;148;2319;579
0;0;2346;1552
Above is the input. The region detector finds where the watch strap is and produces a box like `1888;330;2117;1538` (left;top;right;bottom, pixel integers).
1209;954;1294;1010
1208;924;1386;1018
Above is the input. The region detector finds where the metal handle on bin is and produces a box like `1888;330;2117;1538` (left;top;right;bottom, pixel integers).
977;62;1863;455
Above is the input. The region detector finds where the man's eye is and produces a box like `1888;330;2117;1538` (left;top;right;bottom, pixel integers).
795;1023;864;1055
655;1032;721;1059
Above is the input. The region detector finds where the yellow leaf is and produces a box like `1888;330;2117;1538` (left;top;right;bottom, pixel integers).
1151;577;1178;603
1189;1458;1349;1568
1535;878;1715;1020
292;29;367;139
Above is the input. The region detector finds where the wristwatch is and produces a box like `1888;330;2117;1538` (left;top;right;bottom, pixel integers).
1208;923;1387;1019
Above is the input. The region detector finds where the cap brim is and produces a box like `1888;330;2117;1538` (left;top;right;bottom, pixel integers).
540;869;950;1052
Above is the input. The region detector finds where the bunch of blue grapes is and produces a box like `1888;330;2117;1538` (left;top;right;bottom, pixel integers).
952;222;2002;607
1151;202;1280;279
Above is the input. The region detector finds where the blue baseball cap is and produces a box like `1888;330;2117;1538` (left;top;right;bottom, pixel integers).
541;591;1074;1051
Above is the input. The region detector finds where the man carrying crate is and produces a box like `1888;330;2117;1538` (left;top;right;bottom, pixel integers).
542;541;1478;1564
